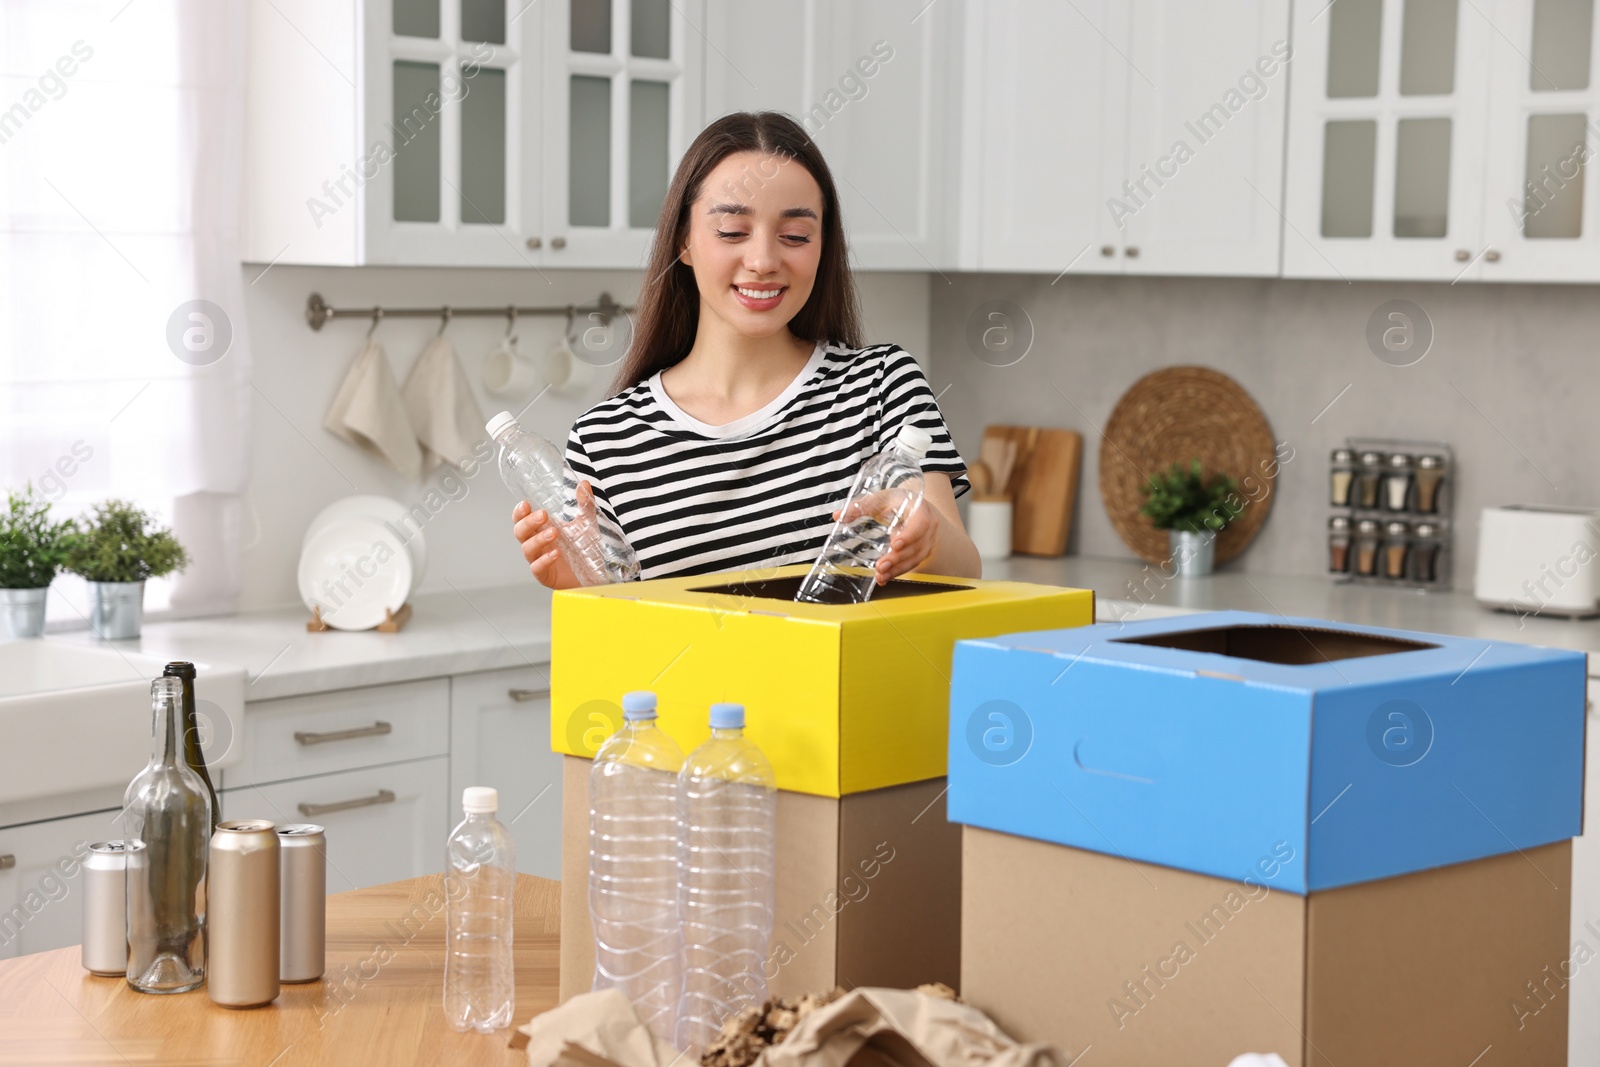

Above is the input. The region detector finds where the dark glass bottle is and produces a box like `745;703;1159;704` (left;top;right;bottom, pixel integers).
163;662;220;836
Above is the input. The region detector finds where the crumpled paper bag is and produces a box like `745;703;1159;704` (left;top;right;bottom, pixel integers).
512;989;686;1067
754;987;1071;1067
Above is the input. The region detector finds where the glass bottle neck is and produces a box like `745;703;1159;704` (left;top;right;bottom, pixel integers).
151;696;181;765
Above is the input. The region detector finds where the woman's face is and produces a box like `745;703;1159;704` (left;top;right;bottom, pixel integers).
680;150;824;341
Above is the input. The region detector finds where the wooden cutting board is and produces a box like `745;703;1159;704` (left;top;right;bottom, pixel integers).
980;425;1083;556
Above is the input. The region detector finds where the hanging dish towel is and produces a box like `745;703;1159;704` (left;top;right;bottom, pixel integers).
324;339;424;480
401;335;487;471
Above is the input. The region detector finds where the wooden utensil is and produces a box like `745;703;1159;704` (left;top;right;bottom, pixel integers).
969;460;994;497
980;424;1082;555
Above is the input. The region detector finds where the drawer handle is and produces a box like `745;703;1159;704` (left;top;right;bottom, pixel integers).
298;789;396;817
0;854;14;870
294;721;392;746
508;688;549;702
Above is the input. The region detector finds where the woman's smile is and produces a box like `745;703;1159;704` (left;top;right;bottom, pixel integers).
731;284;786;310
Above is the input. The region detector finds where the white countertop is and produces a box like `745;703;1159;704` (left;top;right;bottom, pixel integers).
43;558;1600;703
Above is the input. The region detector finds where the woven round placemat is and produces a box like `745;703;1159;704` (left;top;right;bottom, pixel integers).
1099;366;1277;566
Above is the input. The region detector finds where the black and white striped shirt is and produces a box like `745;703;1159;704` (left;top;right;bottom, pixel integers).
566;342;970;580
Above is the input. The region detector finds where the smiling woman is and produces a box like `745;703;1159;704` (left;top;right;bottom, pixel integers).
512;111;979;586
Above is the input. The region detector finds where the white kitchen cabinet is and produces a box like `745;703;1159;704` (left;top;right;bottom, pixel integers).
223;758;450;894
1283;0;1496;280
701;0;954;270
0;810;118;962
449;667;563;879
243;0;702;268
959;0;1288;276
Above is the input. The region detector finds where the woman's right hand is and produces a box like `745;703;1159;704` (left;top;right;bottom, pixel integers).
511;481;597;590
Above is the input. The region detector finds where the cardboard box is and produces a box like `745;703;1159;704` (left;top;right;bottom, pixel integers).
961;825;1572;1067
948;610;1587;890
559;755;962;1002
550;565;1094;797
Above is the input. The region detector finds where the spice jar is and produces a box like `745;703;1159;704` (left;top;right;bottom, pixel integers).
1382;521;1411;580
1354;519;1381;577
1412;522;1441;583
1356;451;1384;509
1415;454;1446;513
1384;453;1414;512
1328;515;1352;573
1330;448;1356;507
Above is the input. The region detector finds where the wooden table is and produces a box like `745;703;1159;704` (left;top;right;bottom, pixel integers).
0;874;559;1066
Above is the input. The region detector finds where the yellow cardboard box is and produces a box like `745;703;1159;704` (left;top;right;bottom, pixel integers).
549;565;1094;797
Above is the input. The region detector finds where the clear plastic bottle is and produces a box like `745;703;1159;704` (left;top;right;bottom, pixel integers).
589;691;685;1044
796;424;933;604
675;703;776;1059
444;786;516;1033
486;410;640;585
124;676;211;994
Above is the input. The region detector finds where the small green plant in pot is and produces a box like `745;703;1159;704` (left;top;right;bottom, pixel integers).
62;499;189;640
1139;459;1244;577
0;486;75;638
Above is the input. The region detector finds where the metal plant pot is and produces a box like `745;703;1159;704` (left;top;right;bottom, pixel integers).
1169;529;1216;578
0;587;49;639
88;580;146;640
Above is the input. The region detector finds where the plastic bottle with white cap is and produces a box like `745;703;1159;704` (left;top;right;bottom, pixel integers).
675;702;776;1058
444;786;516;1033
588;691;686;1043
485;410;640;585
797;423;935;603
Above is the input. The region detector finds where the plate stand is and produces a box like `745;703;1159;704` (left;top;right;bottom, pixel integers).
306;602;412;633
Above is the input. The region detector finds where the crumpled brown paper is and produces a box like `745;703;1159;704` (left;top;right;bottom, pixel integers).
513;986;1073;1067
753;987;1071;1067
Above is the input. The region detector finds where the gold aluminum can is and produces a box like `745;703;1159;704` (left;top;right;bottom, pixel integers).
207;820;280;1007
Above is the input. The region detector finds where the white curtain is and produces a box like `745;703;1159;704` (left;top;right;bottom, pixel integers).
0;0;252;619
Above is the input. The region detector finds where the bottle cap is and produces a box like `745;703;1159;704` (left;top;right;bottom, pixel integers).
485;411;518;439
462;786;499;813
895;424;934;457
710;702;745;729
621;691;657;720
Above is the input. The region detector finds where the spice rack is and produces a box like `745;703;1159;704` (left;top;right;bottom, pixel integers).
1328;437;1454;590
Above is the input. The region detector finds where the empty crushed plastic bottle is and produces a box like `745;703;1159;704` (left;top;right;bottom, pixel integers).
444;786;516;1033
486;410;640;585
589;691;685;1043
675;702;776;1059
796;424;933;604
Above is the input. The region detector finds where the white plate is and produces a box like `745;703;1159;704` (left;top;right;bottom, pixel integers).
297;516;414;630
303;495;427;586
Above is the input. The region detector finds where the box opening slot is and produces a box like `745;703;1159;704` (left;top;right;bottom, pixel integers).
687;575;974;603
1113;624;1437;664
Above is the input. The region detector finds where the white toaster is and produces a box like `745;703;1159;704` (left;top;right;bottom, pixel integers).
1474;505;1600;617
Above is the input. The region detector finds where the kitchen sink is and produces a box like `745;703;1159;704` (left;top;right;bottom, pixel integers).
0;640;245;807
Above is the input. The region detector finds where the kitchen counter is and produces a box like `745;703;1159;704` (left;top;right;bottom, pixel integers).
0;873;558;1066
42;557;1600;705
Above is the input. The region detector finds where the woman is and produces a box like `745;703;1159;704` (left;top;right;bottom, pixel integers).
512;112;979;588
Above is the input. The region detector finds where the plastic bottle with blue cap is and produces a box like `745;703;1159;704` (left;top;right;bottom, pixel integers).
675;701;777;1057
588;690;684;1043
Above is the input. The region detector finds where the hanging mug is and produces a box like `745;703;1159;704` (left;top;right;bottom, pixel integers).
484;333;542;397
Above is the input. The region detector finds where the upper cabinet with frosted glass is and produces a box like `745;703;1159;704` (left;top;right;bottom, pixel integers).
1285;0;1600;282
241;0;702;268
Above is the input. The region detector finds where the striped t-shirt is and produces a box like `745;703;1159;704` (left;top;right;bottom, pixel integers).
566;341;970;580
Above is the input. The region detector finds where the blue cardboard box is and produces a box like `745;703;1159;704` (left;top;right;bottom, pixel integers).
947;610;1586;892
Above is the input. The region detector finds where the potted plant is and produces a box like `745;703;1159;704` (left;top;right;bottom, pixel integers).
61;499;189;640
1138;459;1243;577
0;486;74;638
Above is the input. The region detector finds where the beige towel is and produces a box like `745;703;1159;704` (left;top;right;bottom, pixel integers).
324;340;424;479
402;335;487;471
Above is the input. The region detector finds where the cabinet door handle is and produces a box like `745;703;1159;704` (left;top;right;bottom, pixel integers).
293;721;392;746
1484;249;1501;262
1454;248;1471;261
1100;245;1115;257
1124;246;1140;258
0;854;14;870
526;236;542;249
508;687;550;702
298;789;396;818
551;237;567;250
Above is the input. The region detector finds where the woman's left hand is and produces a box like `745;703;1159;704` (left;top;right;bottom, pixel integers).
833;491;941;586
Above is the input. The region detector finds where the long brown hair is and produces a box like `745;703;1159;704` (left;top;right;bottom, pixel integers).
610;111;862;395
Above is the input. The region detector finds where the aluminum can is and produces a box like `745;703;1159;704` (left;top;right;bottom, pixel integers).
276;823;326;982
82;841;129;976
207;820;279;1007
